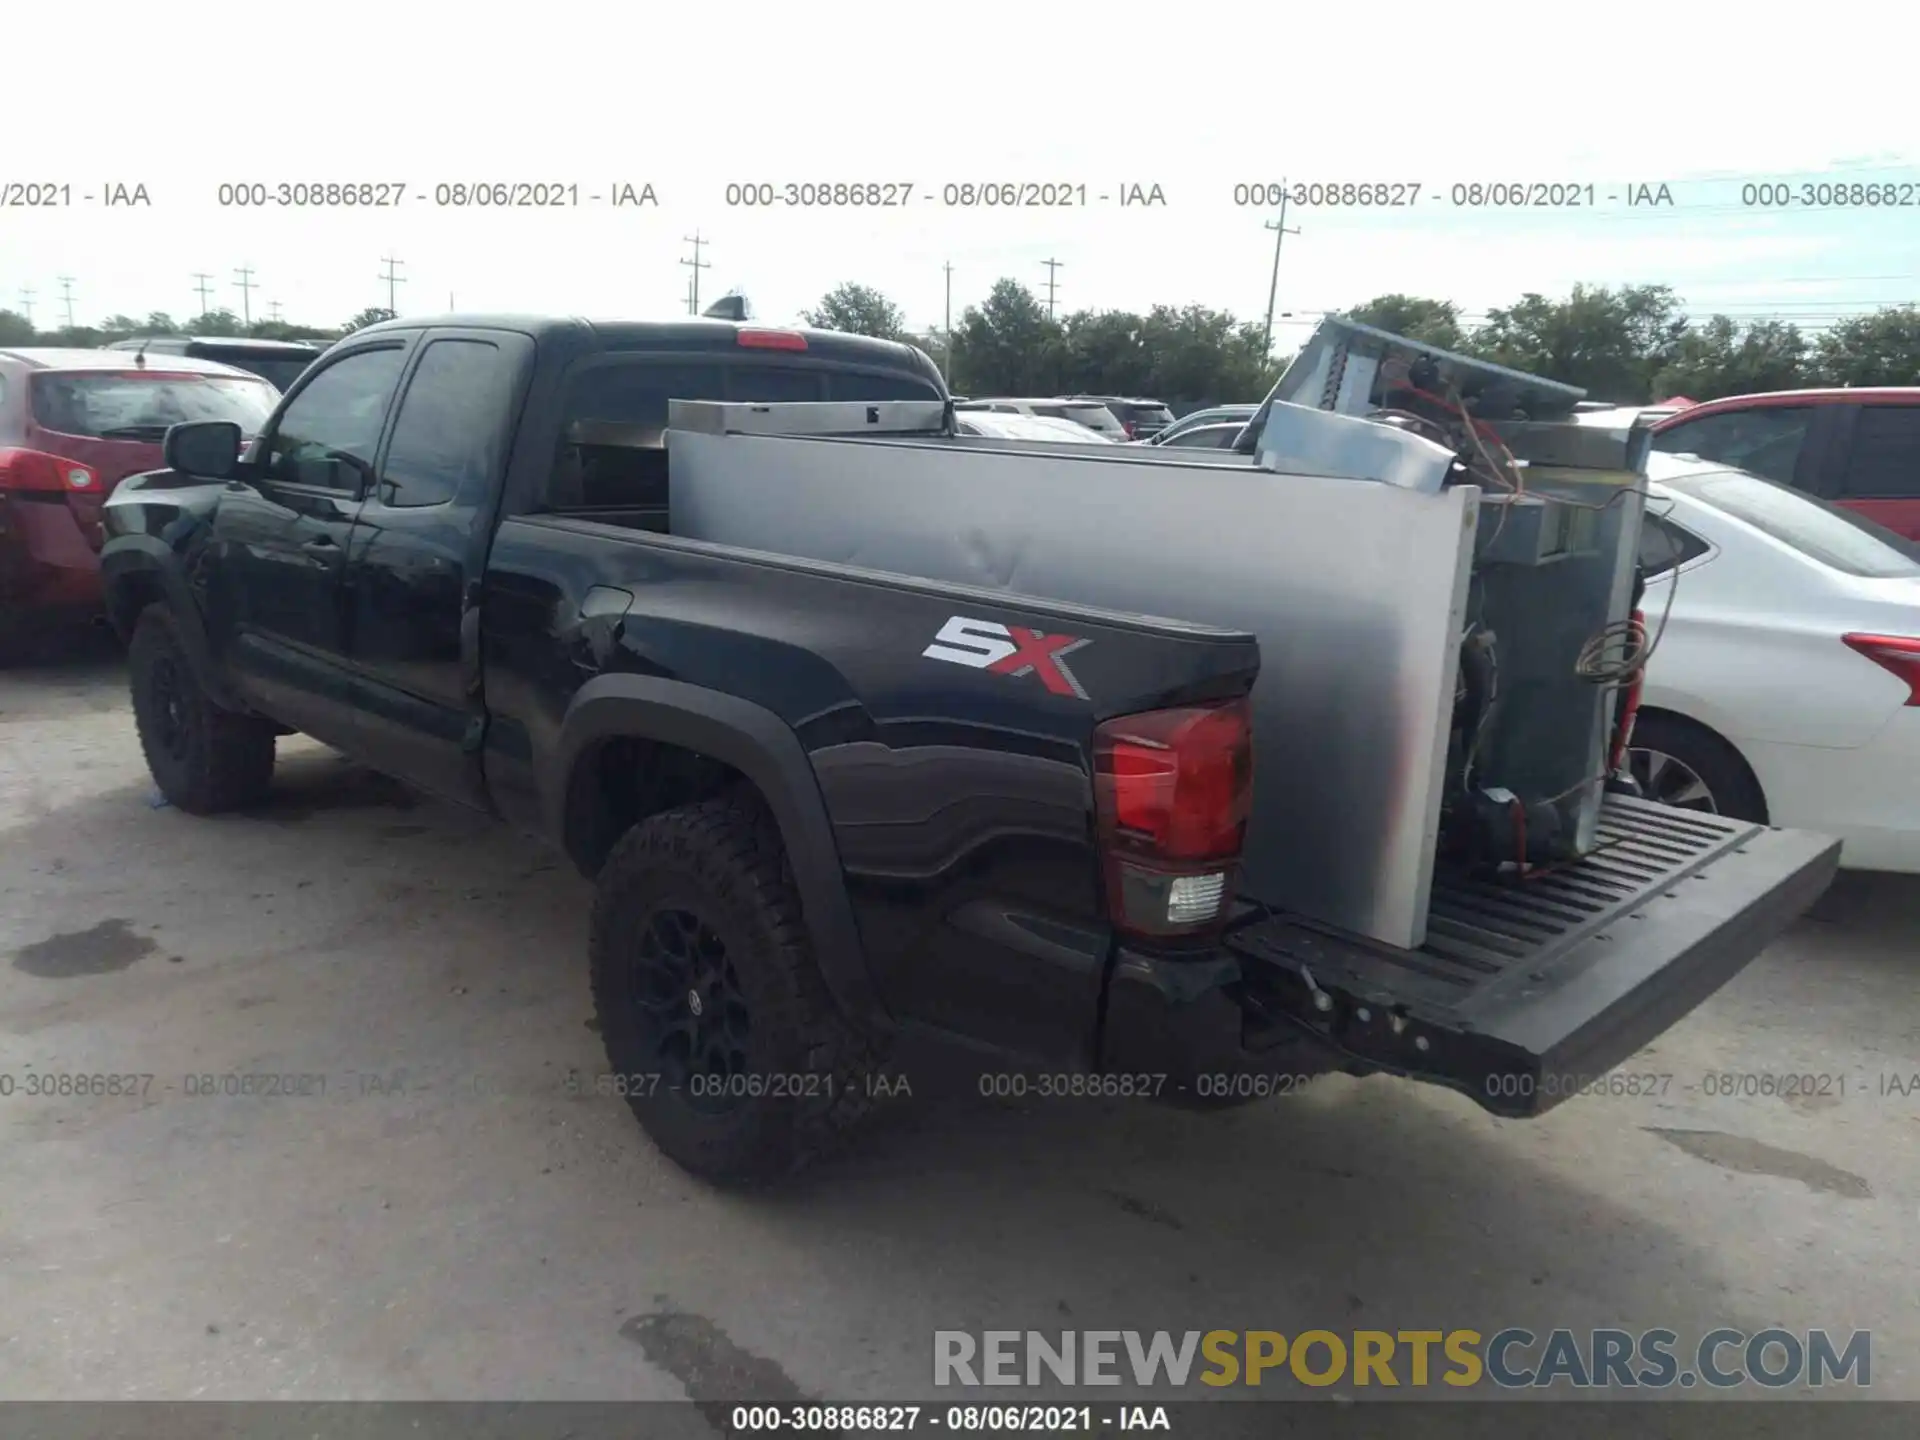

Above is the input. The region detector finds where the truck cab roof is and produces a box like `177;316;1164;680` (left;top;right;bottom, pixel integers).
349;314;941;373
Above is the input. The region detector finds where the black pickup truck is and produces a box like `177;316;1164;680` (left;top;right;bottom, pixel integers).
100;313;1840;1185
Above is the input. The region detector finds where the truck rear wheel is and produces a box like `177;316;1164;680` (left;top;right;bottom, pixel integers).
128;606;277;814
589;795;876;1185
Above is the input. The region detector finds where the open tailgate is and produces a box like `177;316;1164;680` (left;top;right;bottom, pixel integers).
1223;797;1841;1116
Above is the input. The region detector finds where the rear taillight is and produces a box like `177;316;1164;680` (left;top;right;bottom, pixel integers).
1093;697;1253;937
736;328;808;351
1842;633;1920;706
0;448;100;493
1122;421;1137;438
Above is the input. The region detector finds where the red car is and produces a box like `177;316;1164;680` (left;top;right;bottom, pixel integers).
1650;388;1920;542
0;349;278;658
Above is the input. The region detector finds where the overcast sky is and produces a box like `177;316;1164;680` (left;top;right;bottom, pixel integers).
5;1;1913;350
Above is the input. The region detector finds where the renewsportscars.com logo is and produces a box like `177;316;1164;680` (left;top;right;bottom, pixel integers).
933;1328;1872;1390
923;616;1092;700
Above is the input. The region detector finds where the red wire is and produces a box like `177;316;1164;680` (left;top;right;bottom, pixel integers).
1399;383;1509;442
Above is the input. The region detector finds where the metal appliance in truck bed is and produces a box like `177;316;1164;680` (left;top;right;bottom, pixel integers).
663;327;1655;954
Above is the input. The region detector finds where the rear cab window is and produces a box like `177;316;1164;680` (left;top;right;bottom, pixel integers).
549;354;942;512
1671;469;1920;578
28;369;278;442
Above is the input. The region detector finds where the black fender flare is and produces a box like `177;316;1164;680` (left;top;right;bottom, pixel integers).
99;540;245;713
548;673;891;1036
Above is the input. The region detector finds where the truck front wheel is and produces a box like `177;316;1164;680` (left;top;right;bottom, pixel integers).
128;607;277;814
589;795;877;1185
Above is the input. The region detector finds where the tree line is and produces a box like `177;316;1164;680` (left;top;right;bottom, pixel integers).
0;305;399;351
3;282;1913;411
803;281;1920;409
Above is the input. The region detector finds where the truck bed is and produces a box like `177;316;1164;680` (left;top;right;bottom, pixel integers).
1223;796;1841;1115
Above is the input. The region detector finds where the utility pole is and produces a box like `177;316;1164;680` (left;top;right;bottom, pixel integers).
267;300;284;324
192;273;215;317
1041;258;1063;321
1261;194;1301;358
57;277;76;330
18;287;33;326
681;232;711;315
943;261;954;382
233;265;256;326
378;255;405;315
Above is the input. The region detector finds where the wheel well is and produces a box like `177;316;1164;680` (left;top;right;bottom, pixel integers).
1633;705;1770;823
106;570;164;642
562;735;756;878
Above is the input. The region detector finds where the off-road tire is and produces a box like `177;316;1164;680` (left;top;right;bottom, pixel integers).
589;795;878;1185
128;606;277;813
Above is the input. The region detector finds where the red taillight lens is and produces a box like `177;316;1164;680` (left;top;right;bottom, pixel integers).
1843;633;1920;706
0;448;100;493
1123;421;1137;438
736;328;808;351
1093;697;1253;937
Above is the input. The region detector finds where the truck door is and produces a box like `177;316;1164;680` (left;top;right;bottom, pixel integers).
205;341;410;749
341;331;532;806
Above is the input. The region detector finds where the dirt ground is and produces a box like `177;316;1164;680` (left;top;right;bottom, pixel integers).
3;641;1916;1413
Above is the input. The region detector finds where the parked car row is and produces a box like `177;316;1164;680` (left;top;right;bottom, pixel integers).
1651;388;1920;542
951;395;1254;446
953;397;1131;439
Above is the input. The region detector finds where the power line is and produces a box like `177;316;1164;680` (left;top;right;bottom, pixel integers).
1298;199;1920;228
681;233;711;315
56;277;76;330
1041;258;1063;320
379;255;406;315
192;273;215;317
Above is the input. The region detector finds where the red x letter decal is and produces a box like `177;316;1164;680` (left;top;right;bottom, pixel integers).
987;627;1092;698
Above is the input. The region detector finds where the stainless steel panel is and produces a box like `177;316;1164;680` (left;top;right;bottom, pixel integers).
668;428;1480;950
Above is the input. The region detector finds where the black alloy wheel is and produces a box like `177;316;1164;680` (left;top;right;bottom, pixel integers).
629;905;753;1115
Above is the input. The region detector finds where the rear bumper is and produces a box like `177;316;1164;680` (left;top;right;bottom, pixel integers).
1100;799;1842;1117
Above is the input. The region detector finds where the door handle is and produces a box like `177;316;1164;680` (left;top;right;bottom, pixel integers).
301;535;339;551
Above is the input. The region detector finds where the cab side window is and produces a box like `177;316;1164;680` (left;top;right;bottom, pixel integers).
261;346;408;491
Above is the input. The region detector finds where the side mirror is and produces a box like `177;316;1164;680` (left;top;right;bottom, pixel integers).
333;453;376;501
163;420;243;480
